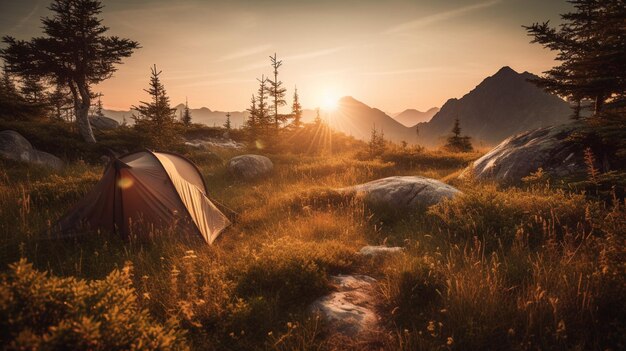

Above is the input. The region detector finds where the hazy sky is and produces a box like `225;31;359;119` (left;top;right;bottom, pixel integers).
0;0;569;113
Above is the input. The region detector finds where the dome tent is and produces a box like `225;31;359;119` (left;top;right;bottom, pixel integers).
57;150;230;244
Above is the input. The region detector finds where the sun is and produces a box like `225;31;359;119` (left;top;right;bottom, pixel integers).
320;91;340;111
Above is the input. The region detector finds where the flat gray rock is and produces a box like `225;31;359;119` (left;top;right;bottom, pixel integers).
227;154;273;180
0;130;64;170
309;275;378;337
359;245;403;256
340;176;460;210
89;115;119;130
460;124;583;184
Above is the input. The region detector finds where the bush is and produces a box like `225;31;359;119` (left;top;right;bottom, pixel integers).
0;259;188;350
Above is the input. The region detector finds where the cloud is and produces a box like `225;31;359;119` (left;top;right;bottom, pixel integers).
384;0;501;34
363;67;445;76
283;47;345;61
216;44;273;62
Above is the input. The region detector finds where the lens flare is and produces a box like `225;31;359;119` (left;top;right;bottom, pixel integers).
117;176;134;189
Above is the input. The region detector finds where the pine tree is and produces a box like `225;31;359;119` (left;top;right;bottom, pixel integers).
94;94;104;117
444;118;473;152
224;112;231;131
182;98;192;126
291;87;303;129
255;75;271;132
314;108;322;126
1;64;17;96
267;53;287;129
20;74;46;104
368;125;386;157
132;65;178;148
1;0;139;143
524;0;626;116
48;84;73;121
245;94;258;144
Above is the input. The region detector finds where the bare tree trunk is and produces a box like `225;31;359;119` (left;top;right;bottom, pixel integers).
69;80;96;143
594;93;604;116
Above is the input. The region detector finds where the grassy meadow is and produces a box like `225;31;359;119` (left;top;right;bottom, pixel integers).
0;129;623;351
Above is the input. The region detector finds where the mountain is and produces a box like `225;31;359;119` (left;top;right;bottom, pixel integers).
101;104;249;128
325;96;415;143
393;107;439;126
416;66;572;146
172;104;249;128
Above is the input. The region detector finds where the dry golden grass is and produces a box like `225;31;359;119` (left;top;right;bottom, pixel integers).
0;145;624;350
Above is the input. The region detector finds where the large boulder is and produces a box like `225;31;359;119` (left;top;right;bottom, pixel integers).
227;154;273;180
0;130;64;170
89;115;119;130
460;124;582;184
339;176;460;210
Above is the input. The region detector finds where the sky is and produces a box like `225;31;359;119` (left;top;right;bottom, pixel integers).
0;0;570;113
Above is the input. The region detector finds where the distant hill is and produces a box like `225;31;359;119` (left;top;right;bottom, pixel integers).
416;66;572;146
101;104;249;128
100;66;572;147
324;96;415;143
393;107;439;127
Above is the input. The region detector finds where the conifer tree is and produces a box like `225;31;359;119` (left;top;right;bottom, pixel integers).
314;108;322;126
20;75;46;104
94;94;104;117
224;112;231;131
256;75;271;132
267;53;287;129
368;125;386;157
291;87;303;129
48;84;73;120
1;0;139;143
246;94;258;143
444;118;473;152
524;0;626;116
1;64;17;97
132;65;178;148
182;98;192;126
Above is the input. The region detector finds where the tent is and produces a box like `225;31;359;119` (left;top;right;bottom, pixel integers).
57;150;230;244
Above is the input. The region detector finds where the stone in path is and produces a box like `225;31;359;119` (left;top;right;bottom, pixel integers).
310;274;379;337
359;245;403;257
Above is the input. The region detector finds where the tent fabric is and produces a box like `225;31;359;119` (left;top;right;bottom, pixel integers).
57;150;230;244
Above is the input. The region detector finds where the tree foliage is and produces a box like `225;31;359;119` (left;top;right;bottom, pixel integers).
132;65;179;149
267;53;287;129
444;118;473;152
291;87;303;129
182;98;192;127
524;0;626;116
0;0;139;142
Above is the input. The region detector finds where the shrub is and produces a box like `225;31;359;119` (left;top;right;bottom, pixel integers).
0;259;188;350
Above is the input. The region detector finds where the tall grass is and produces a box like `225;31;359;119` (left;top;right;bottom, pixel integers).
0;145;623;350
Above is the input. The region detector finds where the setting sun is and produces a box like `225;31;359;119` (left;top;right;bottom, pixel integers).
320;91;340;111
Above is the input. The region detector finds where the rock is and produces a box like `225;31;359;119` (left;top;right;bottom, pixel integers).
340;176;460;210
227;154;273;180
0;130;64;170
359;245;403;256
185;138;244;149
89;115;119;130
460;124;583;184
309;275;379;337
